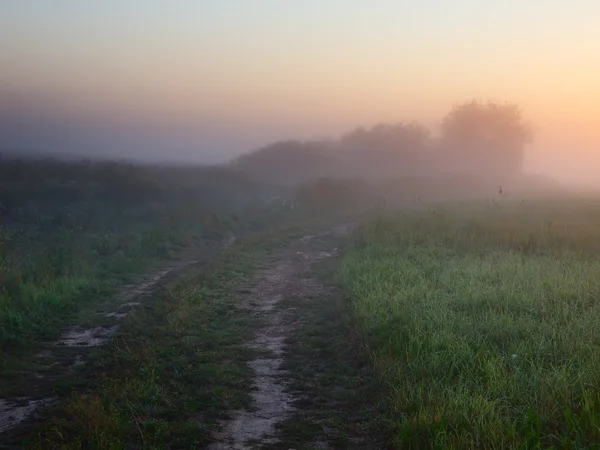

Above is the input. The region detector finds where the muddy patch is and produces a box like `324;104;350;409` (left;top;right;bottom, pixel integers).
50;257;198;352
51;264;192;350
0;398;56;435
58;325;119;347
119;301;141;309
100;311;128;320
210;260;297;449
210;230;343;449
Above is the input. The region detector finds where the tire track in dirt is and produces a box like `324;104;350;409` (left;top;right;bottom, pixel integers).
210;225;352;450
0;236;236;439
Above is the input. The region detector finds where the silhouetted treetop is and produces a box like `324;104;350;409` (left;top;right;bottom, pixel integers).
442;100;532;145
230;100;533;184
440;100;533;178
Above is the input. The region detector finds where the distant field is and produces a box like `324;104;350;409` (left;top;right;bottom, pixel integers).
343;197;600;448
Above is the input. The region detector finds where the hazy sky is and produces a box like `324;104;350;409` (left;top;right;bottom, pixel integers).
1;1;599;182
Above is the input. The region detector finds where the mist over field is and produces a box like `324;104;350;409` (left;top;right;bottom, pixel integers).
3;2;600;448
1;91;598;194
2;2;600;188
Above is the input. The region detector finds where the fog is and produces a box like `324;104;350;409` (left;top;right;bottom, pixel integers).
1;2;599;189
0;91;258;164
2;92;598;192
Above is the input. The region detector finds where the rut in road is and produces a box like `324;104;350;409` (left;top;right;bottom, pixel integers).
210;226;349;450
0;237;236;439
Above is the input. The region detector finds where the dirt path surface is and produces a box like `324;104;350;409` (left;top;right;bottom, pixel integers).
0;237;235;439
210;226;351;450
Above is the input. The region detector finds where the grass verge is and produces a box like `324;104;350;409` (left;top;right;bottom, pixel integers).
342;199;600;448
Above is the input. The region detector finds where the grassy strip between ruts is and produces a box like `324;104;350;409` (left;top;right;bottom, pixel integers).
263;231;391;450
8;234;275;449
342;200;600;449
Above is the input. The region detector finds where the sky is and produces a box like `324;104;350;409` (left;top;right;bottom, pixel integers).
1;1;599;183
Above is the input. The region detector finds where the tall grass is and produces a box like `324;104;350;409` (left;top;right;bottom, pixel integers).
343;198;600;448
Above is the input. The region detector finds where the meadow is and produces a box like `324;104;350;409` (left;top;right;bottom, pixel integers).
0;158;280;359
6;154;600;448
342;197;600;448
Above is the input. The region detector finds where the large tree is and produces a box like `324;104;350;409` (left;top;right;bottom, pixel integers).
440;100;533;179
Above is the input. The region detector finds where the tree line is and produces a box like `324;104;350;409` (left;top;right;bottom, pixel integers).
231;100;533;185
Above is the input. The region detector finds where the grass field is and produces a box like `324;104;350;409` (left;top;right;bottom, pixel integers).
0;158;282;363
342;197;600;448
7;155;600;448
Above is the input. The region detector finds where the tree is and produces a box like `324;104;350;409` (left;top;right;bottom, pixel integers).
341;122;430;153
440;100;533;179
339;122;431;178
231;140;337;185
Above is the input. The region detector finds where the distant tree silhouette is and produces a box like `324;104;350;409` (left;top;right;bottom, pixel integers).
341;122;430;153
229;101;533;184
340;122;431;177
440;100;533;179
231;140;337;184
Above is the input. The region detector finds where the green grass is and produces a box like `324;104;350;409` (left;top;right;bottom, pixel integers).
0;207;251;384
342;198;600;449
10;236;271;449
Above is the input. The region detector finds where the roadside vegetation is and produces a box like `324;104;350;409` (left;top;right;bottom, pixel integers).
342;197;600;448
0;158;279;360
14;236;268;449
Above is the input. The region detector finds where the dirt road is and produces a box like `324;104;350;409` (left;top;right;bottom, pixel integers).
1;224;381;449
210;226;352;449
